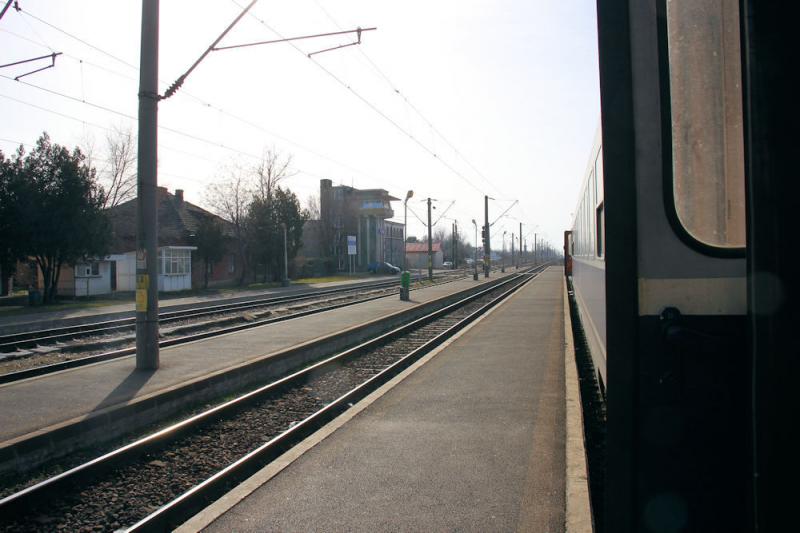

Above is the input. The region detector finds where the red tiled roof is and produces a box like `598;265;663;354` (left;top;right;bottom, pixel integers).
406;242;442;253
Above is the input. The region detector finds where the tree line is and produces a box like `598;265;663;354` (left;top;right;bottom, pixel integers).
1;132;308;302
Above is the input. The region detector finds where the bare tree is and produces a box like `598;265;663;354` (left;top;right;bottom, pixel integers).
306;193;320;220
98;126;137;208
205;163;253;285
252;148;295;203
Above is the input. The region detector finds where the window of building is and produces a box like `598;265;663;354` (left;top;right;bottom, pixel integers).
75;261;100;277
159;248;192;275
665;0;746;250
228;254;236;274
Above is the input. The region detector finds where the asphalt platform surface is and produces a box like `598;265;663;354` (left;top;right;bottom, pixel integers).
203;267;566;532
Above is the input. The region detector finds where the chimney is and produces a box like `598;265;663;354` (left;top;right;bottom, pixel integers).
175;189;184;204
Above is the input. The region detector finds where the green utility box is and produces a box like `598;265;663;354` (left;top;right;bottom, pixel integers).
400;271;411;301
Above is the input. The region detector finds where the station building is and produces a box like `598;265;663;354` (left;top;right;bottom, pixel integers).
318;179;403;271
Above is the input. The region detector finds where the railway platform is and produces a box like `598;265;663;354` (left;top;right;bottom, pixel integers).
0;271;519;469
182;267;590;532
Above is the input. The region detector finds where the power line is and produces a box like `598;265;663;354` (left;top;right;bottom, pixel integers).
311;0;507;199
0;88;335;188
2;15;395;191
17;5;139;71
405;203;428;228
233;0;486;196
431;200;456;226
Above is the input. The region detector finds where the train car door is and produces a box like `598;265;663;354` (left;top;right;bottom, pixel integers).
594;1;794;531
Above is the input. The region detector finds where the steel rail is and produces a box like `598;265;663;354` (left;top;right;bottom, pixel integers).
0;276;431;348
0;273;468;385
0;266;545;527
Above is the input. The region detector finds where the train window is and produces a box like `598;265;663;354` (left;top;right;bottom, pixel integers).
596;202;604;258
594;147;603;203
665;0;746;250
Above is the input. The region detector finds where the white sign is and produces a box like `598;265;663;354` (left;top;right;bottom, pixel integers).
347;235;357;255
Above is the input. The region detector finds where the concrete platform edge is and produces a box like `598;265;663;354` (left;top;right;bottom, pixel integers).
175;272;533;533
564;275;594;533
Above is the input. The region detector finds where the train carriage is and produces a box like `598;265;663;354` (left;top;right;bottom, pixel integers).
572;1;798;532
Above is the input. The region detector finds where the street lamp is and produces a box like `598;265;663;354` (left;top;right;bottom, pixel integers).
403;190;413;272
471;219;478;280
502;230;507;273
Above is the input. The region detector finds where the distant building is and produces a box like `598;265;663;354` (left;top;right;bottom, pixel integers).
383;221;405;267
318;179;400;271
405;242;444;270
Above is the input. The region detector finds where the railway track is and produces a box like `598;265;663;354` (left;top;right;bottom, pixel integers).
0;266;543;532
0;271;469;384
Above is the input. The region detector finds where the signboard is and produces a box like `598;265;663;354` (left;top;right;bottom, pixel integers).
347;235;357;255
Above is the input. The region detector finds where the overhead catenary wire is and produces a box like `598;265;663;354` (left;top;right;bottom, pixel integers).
431;200;456;227
232;0;486;197
9;3;499;208
1;16;398;193
311;0;507;200
405;203;429;228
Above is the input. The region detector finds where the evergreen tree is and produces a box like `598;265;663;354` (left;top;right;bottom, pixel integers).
0;133;111;303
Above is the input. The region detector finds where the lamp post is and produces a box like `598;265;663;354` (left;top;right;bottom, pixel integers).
471;219;478;281
502;230;507;273
403;190;413;272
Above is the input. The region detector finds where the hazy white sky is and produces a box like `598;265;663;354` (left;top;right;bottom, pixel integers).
0;0;600;252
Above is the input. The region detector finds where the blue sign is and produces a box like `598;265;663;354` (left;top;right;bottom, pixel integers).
347;235;357;255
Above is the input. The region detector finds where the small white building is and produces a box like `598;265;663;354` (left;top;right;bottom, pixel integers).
110;246;197;293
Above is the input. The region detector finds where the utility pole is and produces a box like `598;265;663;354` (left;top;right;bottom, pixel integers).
511;232;515;269
483;195;490;278
403;190;413;272
454;221;458;269
427;197;433;281
534;233;537;265
135;0;160;371
451;222;456;269
502;231;506;273
519;222;523;269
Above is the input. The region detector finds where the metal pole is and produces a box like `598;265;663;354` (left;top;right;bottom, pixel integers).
472;220;478;281
427;197;433;281
519;222;522;268
511;232;515;268
534;233;537;265
502;231;506;273
451;222;455;269
403;200;407;272
135;0;160;371
455;222;458;269
282;223;289;286
483;195;490;278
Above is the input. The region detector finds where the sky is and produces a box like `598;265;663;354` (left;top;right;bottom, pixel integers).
0;0;600;253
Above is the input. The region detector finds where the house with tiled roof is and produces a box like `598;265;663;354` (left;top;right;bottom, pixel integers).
103;187;241;292
20;187;241;298
405;241;444;270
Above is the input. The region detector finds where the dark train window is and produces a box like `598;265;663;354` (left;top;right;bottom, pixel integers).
665;0;746;249
596;202;604;258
